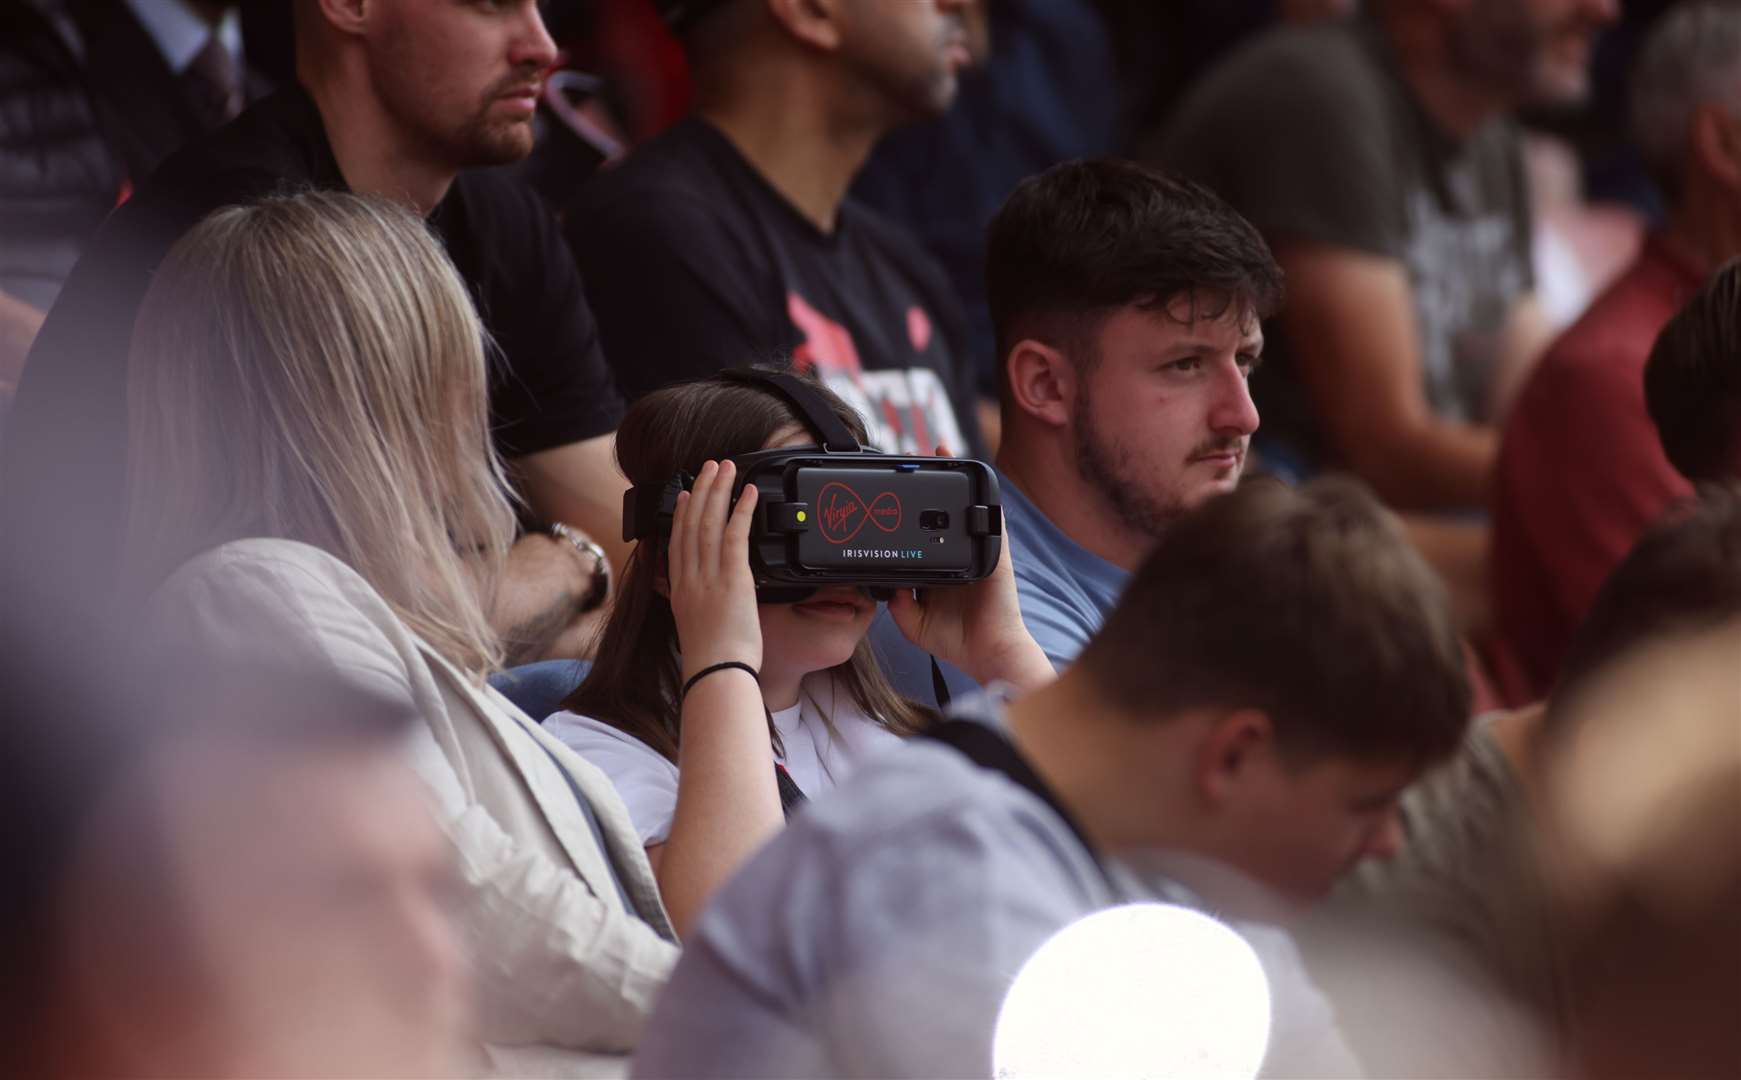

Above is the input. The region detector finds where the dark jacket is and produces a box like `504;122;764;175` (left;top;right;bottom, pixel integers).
0;0;266;311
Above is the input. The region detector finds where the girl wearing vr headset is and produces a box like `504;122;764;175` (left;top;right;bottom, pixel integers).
550;375;1053;935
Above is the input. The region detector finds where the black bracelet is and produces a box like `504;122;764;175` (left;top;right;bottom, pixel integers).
680;661;760;704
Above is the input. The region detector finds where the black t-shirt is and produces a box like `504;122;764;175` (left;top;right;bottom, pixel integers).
2;86;623;593
565;117;984;457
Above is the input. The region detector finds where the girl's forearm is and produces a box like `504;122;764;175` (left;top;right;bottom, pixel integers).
656;669;783;937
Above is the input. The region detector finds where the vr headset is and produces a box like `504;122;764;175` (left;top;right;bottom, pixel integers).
622;369;1003;603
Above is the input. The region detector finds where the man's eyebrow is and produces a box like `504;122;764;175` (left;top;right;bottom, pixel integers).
1351;784;1410;811
1158;338;1255;354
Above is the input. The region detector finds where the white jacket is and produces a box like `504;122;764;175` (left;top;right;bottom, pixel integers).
143;538;679;1078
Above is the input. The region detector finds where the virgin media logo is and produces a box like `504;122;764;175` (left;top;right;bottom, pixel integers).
818;482;902;544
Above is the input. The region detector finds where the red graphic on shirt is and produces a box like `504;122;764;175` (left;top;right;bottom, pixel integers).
906;305;933;352
784;291;956;456
788;293;862;374
818;482;902;544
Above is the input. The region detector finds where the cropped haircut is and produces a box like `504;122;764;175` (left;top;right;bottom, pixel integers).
124;191;516;678
985;159;1283;397
1645;258;1741;483
1075;477;1469;767
1550;484;1741;732
1628;2;1741;196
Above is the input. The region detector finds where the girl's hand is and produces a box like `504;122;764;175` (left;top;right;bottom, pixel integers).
888;534;1054;693
668;460;762;679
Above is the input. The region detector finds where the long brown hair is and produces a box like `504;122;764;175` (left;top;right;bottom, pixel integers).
564;373;933;762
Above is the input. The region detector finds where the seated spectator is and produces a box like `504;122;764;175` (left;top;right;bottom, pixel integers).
0;0;263;406
548;372;1053;936
870;160;1279;693
632;477;1471;1079
985;159;1279;668
1491;3;1738;703
3;0;625;666
1648;258;1741;485
1303;484;1741;1077
1543;618;1740;1080
1107;0;1358;146
1154;0;1615;510
850;0;1120;426
3;572;476;1079
40;661;471;1078
564;0;986;458
121;192;677;1075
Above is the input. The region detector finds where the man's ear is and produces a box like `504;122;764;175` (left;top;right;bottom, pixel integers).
765;0;845;52
1691;102;1741;194
1004;338;1076;429
1193;708;1275;808
313;0;368;36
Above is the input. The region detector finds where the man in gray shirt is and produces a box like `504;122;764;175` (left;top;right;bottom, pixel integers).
1302;487;1741;1077
633;477;1472;1078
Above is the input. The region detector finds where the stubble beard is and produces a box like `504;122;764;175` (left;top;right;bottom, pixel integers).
384;66;539;171
446;69;543;167
447;108;536;168
847;24;962;131
1071;391;1184;546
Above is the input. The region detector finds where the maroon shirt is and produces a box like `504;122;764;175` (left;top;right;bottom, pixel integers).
1489;235;1703;703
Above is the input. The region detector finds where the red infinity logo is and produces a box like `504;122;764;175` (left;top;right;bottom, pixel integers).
818;482;902;544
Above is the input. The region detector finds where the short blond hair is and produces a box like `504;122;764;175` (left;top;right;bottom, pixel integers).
124;191;515;676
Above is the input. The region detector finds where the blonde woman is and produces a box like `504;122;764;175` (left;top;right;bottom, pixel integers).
122;191;676;1076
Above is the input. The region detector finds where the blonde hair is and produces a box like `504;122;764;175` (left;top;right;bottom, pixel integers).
123;191;515;677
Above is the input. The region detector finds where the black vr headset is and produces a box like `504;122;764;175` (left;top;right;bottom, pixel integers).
622;369;1003;604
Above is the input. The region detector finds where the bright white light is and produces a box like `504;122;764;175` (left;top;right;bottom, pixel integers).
993;903;1272;1080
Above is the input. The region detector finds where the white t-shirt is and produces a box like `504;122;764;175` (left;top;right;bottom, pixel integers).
547;673;904;846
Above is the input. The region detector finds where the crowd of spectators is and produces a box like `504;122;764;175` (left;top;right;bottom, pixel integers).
2;1;1737;1077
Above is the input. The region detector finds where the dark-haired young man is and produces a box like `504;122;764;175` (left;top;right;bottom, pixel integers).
564;0;985;457
989;159;1282;667
633;477;1471;1078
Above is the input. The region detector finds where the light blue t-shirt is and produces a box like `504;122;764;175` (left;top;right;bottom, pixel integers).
629;691;1362;1079
1000;473;1130;669
868;471;1131;701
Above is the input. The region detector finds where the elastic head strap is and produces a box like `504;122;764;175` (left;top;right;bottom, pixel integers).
722;367;862;453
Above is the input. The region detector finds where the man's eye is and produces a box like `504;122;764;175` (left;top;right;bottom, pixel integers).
1167;357;1202;373
1237;353;1263;377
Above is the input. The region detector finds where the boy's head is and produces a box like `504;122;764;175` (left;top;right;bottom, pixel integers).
1075;477;1469;900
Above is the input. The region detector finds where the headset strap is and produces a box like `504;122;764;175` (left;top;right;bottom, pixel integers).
925;718;1114;892
722;367;862;453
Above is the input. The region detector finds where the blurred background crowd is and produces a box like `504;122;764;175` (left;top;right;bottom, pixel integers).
2;0;1737;1077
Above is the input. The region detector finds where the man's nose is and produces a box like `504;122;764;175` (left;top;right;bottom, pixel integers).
1364;812;1406;862
509;3;560;72
1210;363;1261;437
